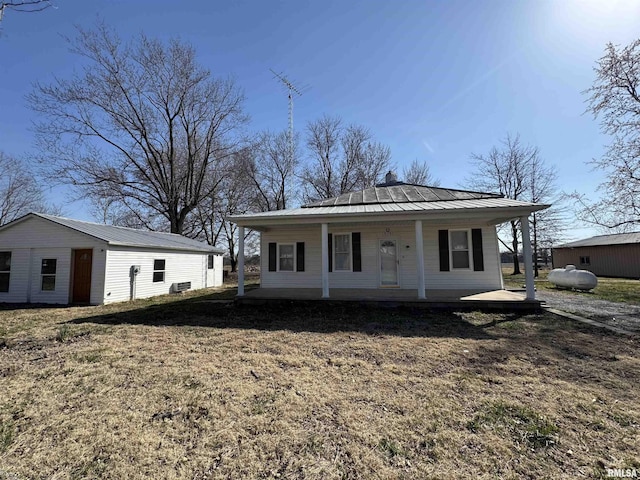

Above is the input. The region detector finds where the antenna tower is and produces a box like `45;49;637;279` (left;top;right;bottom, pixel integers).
270;69;306;162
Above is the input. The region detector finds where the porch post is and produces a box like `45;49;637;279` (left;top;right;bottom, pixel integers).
415;220;426;299
321;223;329;298
237;225;245;296
520;215;535;300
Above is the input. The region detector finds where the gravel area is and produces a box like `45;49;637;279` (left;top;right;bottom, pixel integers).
537;289;640;334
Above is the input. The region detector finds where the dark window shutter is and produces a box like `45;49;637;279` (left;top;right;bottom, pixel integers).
438;230;450;272
352;232;361;272
296;242;305;272
268;242;277;272
472;228;484;271
328;233;333;272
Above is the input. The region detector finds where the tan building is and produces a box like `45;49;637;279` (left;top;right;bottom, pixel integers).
552;232;640;279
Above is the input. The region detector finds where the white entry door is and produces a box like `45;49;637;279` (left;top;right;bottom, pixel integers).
380;239;399;286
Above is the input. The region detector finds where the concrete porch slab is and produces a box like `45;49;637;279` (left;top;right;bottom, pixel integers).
236;287;542;312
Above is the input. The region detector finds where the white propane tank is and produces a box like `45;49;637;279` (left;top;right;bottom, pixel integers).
548;264;598;291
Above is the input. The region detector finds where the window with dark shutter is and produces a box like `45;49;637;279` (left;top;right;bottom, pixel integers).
268;243;277;272
296;242;305;272
0;252;10;293
438;230;450;271
328;233;333;272
352;232;361;272
471;228;484;271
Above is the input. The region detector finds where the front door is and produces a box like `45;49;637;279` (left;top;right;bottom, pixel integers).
72;249;93;303
379;239;399;287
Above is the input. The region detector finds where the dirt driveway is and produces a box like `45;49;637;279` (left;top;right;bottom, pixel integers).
537;289;640;334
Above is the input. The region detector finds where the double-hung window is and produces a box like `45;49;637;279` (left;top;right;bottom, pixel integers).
334;233;352;271
41;259;57;291
153;259;166;282
278;244;294;271
450;230;471;269
0;252;10;293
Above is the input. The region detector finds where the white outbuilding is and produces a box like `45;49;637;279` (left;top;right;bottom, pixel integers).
0;213;224;305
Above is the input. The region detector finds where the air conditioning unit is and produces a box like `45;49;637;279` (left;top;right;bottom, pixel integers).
171;282;191;293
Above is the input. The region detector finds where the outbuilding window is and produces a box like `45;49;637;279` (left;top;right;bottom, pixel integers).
208;255;214;269
41;258;57;291
0;252;11;293
579;256;590;266
153;259;166;283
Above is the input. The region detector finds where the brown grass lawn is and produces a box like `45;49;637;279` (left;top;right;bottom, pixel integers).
0;287;638;479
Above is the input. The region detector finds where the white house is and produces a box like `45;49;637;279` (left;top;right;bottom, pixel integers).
0;213;224;305
230;173;549;302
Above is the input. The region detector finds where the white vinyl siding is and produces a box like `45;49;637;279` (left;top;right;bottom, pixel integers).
0;217;107;304
103;247;209;304
0;215;219;305
424;225;501;291
29;249;71;304
262;225;413;289
206;254;223;288
0;251;11;293
261;222;502;292
0;249;29;303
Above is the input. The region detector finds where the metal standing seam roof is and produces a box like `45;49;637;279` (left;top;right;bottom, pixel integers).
555;232;640;248
229;181;550;225
230;197;548;221
4;213;224;254
305;184;502;207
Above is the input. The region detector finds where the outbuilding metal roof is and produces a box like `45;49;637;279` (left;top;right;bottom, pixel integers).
555;232;640;248
2;213;224;254
305;184;502;207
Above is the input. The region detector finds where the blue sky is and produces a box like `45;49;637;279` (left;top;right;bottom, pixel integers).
1;0;639;240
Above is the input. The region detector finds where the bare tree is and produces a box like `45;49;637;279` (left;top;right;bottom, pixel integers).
402;159;440;186
351;133;392;190
467;134;537;275
28;23;248;235
579;39;640;230
302;115;392;202
0;152;59;225
243;131;300;212
185;152;253;271
528;154;566;276
302;115;342;201
0;0;52;22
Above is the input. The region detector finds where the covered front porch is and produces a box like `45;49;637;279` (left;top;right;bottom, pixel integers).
235;287;542;311
235;214;538;304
